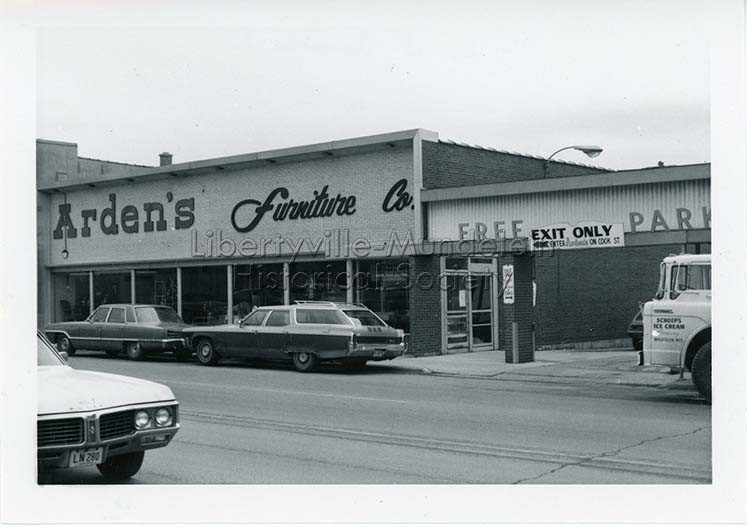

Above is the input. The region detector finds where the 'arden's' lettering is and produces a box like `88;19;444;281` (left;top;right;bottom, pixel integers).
52;193;195;239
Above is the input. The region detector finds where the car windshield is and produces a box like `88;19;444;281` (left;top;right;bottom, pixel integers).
343;309;386;327
38;335;64;366
295;309;352;325
135;306;183;323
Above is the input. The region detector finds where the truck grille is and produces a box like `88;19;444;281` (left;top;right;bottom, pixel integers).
37;418;84;447
99;410;135;441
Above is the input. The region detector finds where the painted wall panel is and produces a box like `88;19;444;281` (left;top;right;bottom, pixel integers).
427;180;710;241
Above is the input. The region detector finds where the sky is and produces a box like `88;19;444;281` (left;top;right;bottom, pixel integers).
34;0;710;171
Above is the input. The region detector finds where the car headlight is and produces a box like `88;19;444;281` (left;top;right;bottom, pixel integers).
155;407;173;427
134;410;152;429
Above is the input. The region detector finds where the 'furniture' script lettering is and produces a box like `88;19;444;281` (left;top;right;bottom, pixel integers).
231;185;356;233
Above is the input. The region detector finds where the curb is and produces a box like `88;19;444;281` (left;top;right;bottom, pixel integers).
391;365;686;388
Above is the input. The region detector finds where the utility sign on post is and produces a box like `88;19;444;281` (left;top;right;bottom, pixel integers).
502;264;515;304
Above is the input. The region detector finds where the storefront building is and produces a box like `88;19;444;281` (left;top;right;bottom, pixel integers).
37;130;710;358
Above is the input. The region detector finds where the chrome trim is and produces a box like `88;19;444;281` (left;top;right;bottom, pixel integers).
38;402;180;452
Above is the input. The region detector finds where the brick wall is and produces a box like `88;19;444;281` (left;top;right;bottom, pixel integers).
533;244;683;345
407;255;442;356
422;141;609;189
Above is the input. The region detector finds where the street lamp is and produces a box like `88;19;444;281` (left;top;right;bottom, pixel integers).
544;145;603;177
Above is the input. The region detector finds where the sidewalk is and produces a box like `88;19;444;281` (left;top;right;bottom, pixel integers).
389;348;689;388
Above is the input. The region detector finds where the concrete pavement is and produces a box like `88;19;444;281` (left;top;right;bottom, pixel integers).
391;348;688;389
46;352;711;485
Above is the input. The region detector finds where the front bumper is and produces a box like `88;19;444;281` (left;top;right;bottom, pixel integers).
38;402;179;469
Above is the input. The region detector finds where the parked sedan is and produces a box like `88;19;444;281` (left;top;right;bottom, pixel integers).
45;304;190;361
37;331;179;481
183;302;407;372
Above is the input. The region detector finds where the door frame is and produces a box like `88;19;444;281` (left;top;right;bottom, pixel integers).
440;256;499;353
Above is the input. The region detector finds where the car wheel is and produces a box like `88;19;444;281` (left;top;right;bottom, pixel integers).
174;348;192;362
631;336;643;351
691;342;711;402
56;335;75;356
96;451;144;480
125;342;145;361
292;351;318;373
196;339;219;366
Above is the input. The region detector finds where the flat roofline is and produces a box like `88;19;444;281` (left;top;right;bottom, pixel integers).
37;138;78;147
421;163;710;203
38;128;439;192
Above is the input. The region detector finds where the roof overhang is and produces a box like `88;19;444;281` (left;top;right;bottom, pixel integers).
420;163;710;203
39;128;439;193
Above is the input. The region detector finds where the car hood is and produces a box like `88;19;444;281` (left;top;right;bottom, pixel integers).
38;366;176;416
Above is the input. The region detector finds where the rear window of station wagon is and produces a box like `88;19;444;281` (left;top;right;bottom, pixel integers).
295;309;351;325
342;309;385;327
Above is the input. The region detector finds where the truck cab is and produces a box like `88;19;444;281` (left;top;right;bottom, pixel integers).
642;254;711;400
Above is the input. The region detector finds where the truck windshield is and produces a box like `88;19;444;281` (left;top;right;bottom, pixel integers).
654;262;666;300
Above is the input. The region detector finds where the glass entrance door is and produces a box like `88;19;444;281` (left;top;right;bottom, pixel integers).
442;257;498;352
470;274;493;349
445;274;469;350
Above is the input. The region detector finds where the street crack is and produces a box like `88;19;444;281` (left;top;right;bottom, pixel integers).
511;425;711;484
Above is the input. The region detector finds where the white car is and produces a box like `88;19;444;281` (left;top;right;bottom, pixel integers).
37;331;180;480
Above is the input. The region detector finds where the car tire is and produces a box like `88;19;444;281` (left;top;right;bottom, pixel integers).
96;451;145;480
56;335;75;356
292;351;318;373
125;342;145;361
195;338;219;366
631;336;643;351
174;348;192;362
691;342;711;403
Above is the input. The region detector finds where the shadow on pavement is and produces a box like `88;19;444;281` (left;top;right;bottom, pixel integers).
71;350;410;376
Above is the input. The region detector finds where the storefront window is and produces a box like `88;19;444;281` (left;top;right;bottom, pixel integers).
135;268;178;310
233;264;284;322
52;272;90;322
289;260;348;304
355;260;410;331
181;266;228;325
92;271;131;308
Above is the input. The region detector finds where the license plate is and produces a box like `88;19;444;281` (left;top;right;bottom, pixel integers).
69;447;104;467
373;349;385;357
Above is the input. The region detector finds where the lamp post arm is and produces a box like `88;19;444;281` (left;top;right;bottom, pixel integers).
546;146;577;164
543;146;578;178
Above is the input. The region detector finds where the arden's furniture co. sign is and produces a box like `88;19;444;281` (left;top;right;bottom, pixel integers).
53;179;412;239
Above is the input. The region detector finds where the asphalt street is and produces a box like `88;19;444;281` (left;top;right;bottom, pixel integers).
43;351;712;484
